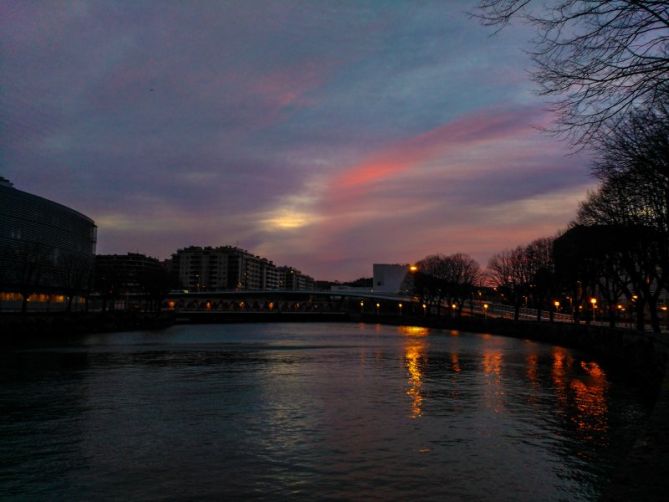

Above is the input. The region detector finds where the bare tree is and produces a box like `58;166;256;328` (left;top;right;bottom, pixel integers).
4;242;52;313
416;253;481;316
525;237;555;321
415;254;451;315
477;0;669;145
488;238;554;321
487;246;531;320
578;175;667;332
554;225;629;326
58;253;94;312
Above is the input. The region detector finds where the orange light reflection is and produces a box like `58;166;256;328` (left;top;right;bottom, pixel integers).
404;338;427;418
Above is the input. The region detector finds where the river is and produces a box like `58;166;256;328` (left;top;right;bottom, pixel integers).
0;322;651;500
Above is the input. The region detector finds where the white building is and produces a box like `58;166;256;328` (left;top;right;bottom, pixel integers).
372;264;411;294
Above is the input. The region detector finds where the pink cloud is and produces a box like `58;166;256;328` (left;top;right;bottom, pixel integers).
327;105;549;202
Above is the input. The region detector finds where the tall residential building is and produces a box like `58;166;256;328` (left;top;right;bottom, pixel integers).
277;266;315;291
172;246;279;291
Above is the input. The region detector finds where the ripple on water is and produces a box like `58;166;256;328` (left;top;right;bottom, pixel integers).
0;323;651;500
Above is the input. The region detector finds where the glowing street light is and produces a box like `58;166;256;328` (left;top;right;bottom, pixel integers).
409;265;418;273
483;303;489;318
590;297;597;322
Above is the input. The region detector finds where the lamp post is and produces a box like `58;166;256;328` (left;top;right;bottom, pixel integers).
483;303;489;319
551;300;560;322
590;297;597;323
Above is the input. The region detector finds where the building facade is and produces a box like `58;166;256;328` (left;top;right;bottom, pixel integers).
0;177;97;297
95;253;165;294
277;266;315;291
372;264;411;294
172;246;280;291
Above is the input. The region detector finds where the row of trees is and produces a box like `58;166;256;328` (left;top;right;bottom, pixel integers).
413;2;668;331
475;0;669;333
0;243;175;313
415;100;668;332
413;253;481;316
0;242;93;313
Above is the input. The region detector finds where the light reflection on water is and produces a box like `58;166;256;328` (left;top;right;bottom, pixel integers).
0;323;650;500
400;326;428;420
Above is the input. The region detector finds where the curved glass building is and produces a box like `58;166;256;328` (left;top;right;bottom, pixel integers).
0;177;97;295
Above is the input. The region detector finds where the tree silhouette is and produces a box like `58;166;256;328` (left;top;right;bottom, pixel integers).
477;1;669;145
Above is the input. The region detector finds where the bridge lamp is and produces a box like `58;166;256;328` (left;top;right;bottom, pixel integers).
553;300;560;309
590;297;597;322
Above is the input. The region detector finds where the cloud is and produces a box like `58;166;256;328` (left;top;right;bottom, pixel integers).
1;1;592;280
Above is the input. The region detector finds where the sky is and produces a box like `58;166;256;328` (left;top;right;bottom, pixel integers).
1;0;594;281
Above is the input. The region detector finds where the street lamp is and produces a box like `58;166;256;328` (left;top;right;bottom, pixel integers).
483;303;489;318
409;265;418;273
398;302;403;315
590;297;597;322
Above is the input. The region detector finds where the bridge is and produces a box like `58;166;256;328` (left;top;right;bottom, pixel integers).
163;289;577;324
164;289;416;315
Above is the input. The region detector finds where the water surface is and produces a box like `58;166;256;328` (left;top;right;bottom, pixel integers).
0;323;650;500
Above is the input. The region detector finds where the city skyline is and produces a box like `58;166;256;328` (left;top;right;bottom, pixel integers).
1;1;593;280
